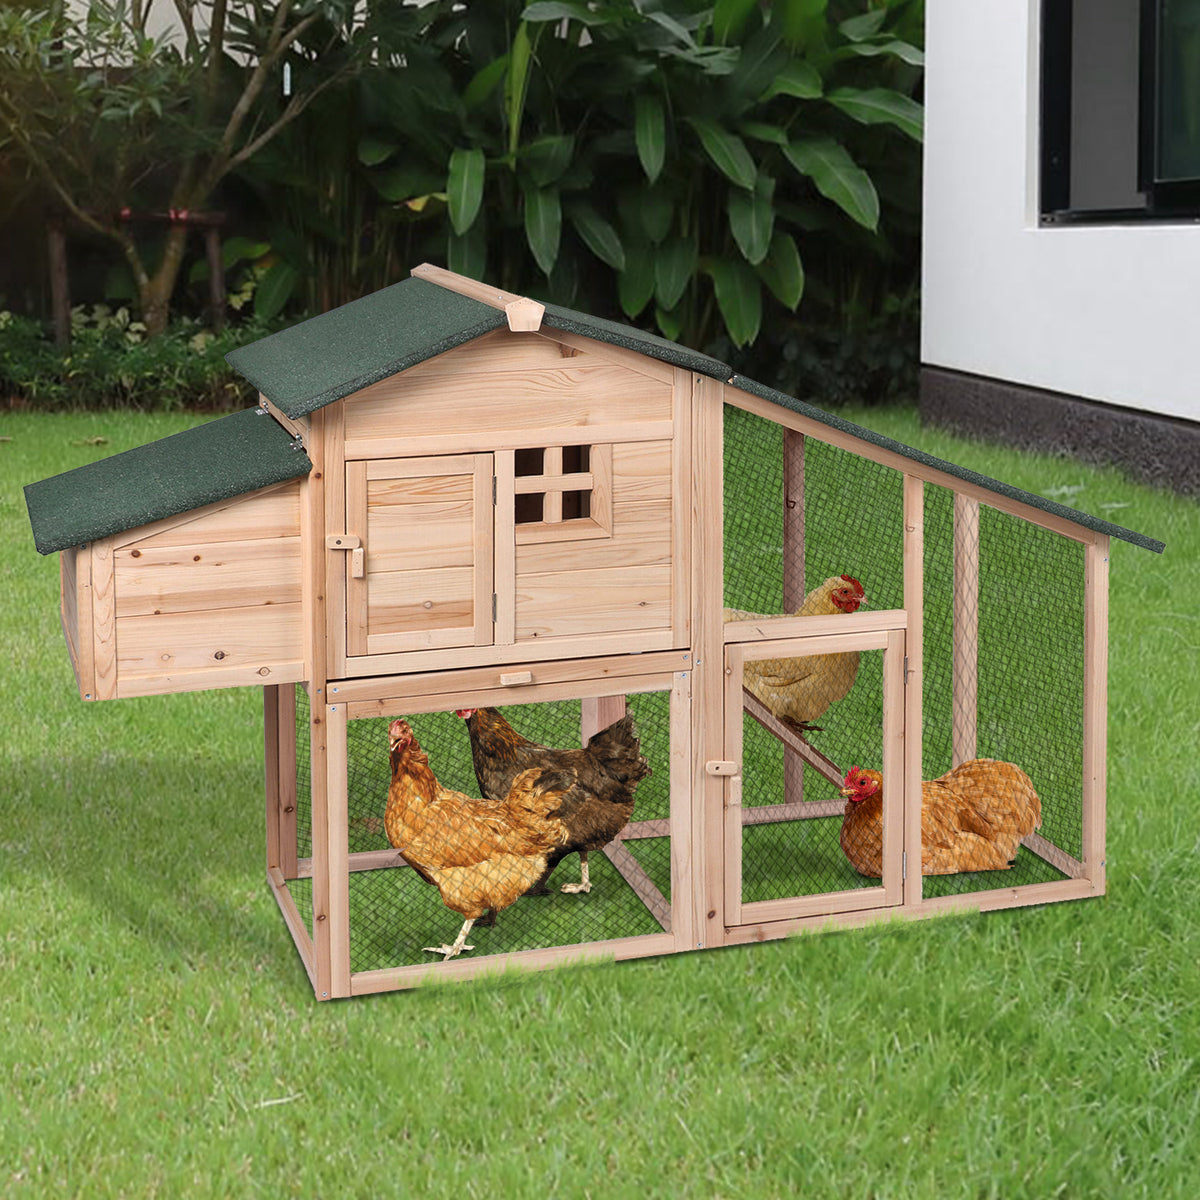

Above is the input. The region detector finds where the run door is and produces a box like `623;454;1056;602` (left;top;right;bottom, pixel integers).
723;629;906;928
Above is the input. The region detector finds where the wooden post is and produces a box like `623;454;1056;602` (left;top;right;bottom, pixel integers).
264;683;299;880
782;429;806;809
48;220;71;349
302;408;341;998
1082;536;1109;895
205;226;225;332
691;375;726;948
902;475;924;905
581;695;626;743
952;493;980;766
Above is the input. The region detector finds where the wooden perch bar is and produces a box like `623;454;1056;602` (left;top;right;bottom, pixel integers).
601;838;671;931
742;687;844;788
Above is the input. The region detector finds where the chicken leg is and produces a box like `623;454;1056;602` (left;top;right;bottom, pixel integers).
560;851;592;894
424;918;476;960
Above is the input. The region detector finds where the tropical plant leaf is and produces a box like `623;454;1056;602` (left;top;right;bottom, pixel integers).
762;59;823;100
618;247;655;318
839;9;888;42
655;304;684;341
569;202;625;271
448;223;487;281
755;232;804;310
220;237;269;269
728;177;775;265
688;118;757;190
521;134;575;186
827;87;924;142
506;22;534;160
655;235;697;310
784;137;879;231
640;186;673;244
713;0;759;44
357;135;397;167
708;257;761;347
463;55;509;109
635;94;666;184
740;121;789;146
523;181;561;276
846;39;924;67
254;261;300;322
447;147;486;235
725;23;788;113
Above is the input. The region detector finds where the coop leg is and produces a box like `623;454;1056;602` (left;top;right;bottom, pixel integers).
560;852;592;894
424;918;476;960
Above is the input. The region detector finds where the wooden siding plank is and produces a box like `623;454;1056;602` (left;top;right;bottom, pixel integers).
112;537;302;618
343;421;675;461
515;564;672;640
115;602;304;679
344;365;673;445
116;480;302;550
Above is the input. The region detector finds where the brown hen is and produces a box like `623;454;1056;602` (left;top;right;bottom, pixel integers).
384;719;570;959
839;759;1042;877
456;707;651;895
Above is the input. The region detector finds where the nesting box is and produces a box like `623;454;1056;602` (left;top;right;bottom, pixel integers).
25;265;1164;998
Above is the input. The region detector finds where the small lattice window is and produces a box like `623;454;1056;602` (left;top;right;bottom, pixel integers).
513;443;612;544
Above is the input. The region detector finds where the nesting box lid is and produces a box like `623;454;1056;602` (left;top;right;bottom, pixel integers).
23;406;310;556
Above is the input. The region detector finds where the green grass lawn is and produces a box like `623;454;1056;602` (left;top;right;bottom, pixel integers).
2;407;1198;1198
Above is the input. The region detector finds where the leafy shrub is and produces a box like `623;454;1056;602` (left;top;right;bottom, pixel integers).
0;307;284;412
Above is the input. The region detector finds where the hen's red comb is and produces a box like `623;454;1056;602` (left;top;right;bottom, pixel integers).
840;574;865;595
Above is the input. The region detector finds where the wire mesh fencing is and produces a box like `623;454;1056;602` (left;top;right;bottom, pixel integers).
738;646;887;902
291;687;673;973
920;486;1084;897
724;404;904;617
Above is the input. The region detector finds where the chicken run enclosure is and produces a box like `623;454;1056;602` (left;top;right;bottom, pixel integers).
24;267;1164;998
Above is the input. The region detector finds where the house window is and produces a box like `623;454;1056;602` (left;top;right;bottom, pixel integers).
512;443;612;544
1041;0;1200;221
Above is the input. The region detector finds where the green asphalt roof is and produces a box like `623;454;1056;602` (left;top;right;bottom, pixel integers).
224;276;507;418
24;278;1164;556
24;407;311;556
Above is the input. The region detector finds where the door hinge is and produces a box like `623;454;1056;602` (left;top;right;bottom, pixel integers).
492;475;497;505
492;593;498;622
902;850;908;880
904;655;909;685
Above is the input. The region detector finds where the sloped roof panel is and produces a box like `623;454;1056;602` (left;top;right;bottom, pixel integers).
224;276;507;418
24;407;311;555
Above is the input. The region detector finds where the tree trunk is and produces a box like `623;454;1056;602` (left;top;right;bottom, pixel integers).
137;222;191;336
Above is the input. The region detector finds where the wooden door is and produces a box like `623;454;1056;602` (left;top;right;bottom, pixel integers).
723;629;906;928
345;454;494;659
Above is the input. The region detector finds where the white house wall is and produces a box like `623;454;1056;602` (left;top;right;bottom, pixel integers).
921;0;1200;424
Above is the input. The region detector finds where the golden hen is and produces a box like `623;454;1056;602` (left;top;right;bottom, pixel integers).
384;719;570;959
724;574;866;733
838;760;1042;877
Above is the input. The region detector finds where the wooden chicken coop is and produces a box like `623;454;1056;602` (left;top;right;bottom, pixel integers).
25;265;1165;999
